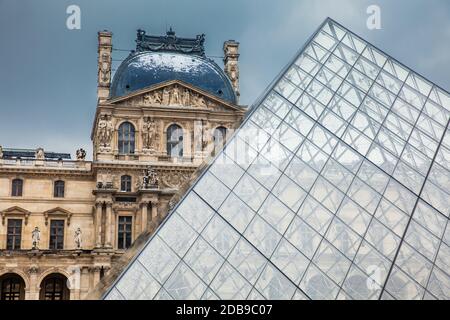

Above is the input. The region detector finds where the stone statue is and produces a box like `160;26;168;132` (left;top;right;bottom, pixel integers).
143;91;162;105
0;145;3;159
202;123;210;149
76;148;86;160
106;116;113;143
153;91;162;105
74;228;82;249
194;121;203;151
97;115;113;147
170;85;180;105
35;148;45;160
162;87;170;105
142;166;159;189
142;118;157;150
193;93;207;108
143;93;151;105
182;88;190;106
32;227;40;249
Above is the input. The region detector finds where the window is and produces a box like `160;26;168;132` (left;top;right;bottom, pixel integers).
118;122;135;154
11;179;23;197
40;274;69;300
0;274;25;300
167;124;183;157
49;220;65;250
6;219;22;250
54;180;65;198
213;126;227;152
121;175;132;192
118;216;132;249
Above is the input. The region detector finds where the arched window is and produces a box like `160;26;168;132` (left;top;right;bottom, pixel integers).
54;180;65;198
0;273;25;300
118;122;135;154
11;179;23;197
167;124;183;157
39;273;70;300
121;175;132;192
213;126;227;151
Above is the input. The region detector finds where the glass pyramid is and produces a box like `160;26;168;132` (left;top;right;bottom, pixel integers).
104;18;450;300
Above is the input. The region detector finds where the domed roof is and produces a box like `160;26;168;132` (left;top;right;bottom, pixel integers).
110;51;237;103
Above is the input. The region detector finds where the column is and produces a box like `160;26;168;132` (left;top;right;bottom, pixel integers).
27;267;39;300
92;266;101;287
141;201;149;233
95;202;103;248
151;201;159;221
105;202;112;248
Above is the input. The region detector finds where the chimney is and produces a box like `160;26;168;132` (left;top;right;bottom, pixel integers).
97;30;113;101
223;40;240;103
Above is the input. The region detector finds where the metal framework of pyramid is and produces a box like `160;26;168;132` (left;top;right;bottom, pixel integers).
104;18;450;300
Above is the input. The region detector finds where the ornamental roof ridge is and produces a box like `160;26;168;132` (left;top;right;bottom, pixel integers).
135;27;205;57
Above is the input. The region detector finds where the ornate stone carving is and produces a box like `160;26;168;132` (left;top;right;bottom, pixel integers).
168;199;177;211
136;28;205;56
28;266;39;274
97;114;113;148
143;91;162;105
162;87;170;105
142;117;158;151
35;148;45;160
74;228;82;249
182;88;190;105
76;148;86;160
141;166;159;189
32;227;40;250
139;84;226;110
99;52;111;84
169;84;181;105
192;93;207;108
161;170;191;188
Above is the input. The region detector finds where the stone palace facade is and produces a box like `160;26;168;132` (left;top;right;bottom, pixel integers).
0;28;245;300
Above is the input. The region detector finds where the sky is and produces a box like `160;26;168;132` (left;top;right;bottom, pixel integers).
1;0;450;159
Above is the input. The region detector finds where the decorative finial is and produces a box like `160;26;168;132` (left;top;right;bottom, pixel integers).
167;26;175;37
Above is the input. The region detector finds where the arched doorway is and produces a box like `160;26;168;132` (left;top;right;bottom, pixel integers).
39;273;70;300
0;273;26;300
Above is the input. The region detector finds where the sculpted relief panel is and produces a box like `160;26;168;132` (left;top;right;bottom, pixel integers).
140;84;225;111
160;169;192;189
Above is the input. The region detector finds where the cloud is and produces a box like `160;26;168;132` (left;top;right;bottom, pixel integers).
1;0;450;153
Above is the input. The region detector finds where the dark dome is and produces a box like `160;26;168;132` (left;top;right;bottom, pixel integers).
110;51;236;103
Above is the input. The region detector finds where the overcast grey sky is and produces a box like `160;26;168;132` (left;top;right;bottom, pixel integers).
1;0;450;158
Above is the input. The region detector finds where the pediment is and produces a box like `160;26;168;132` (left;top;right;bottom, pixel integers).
107;80;243;113
43;207;72;226
1;206;31;225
